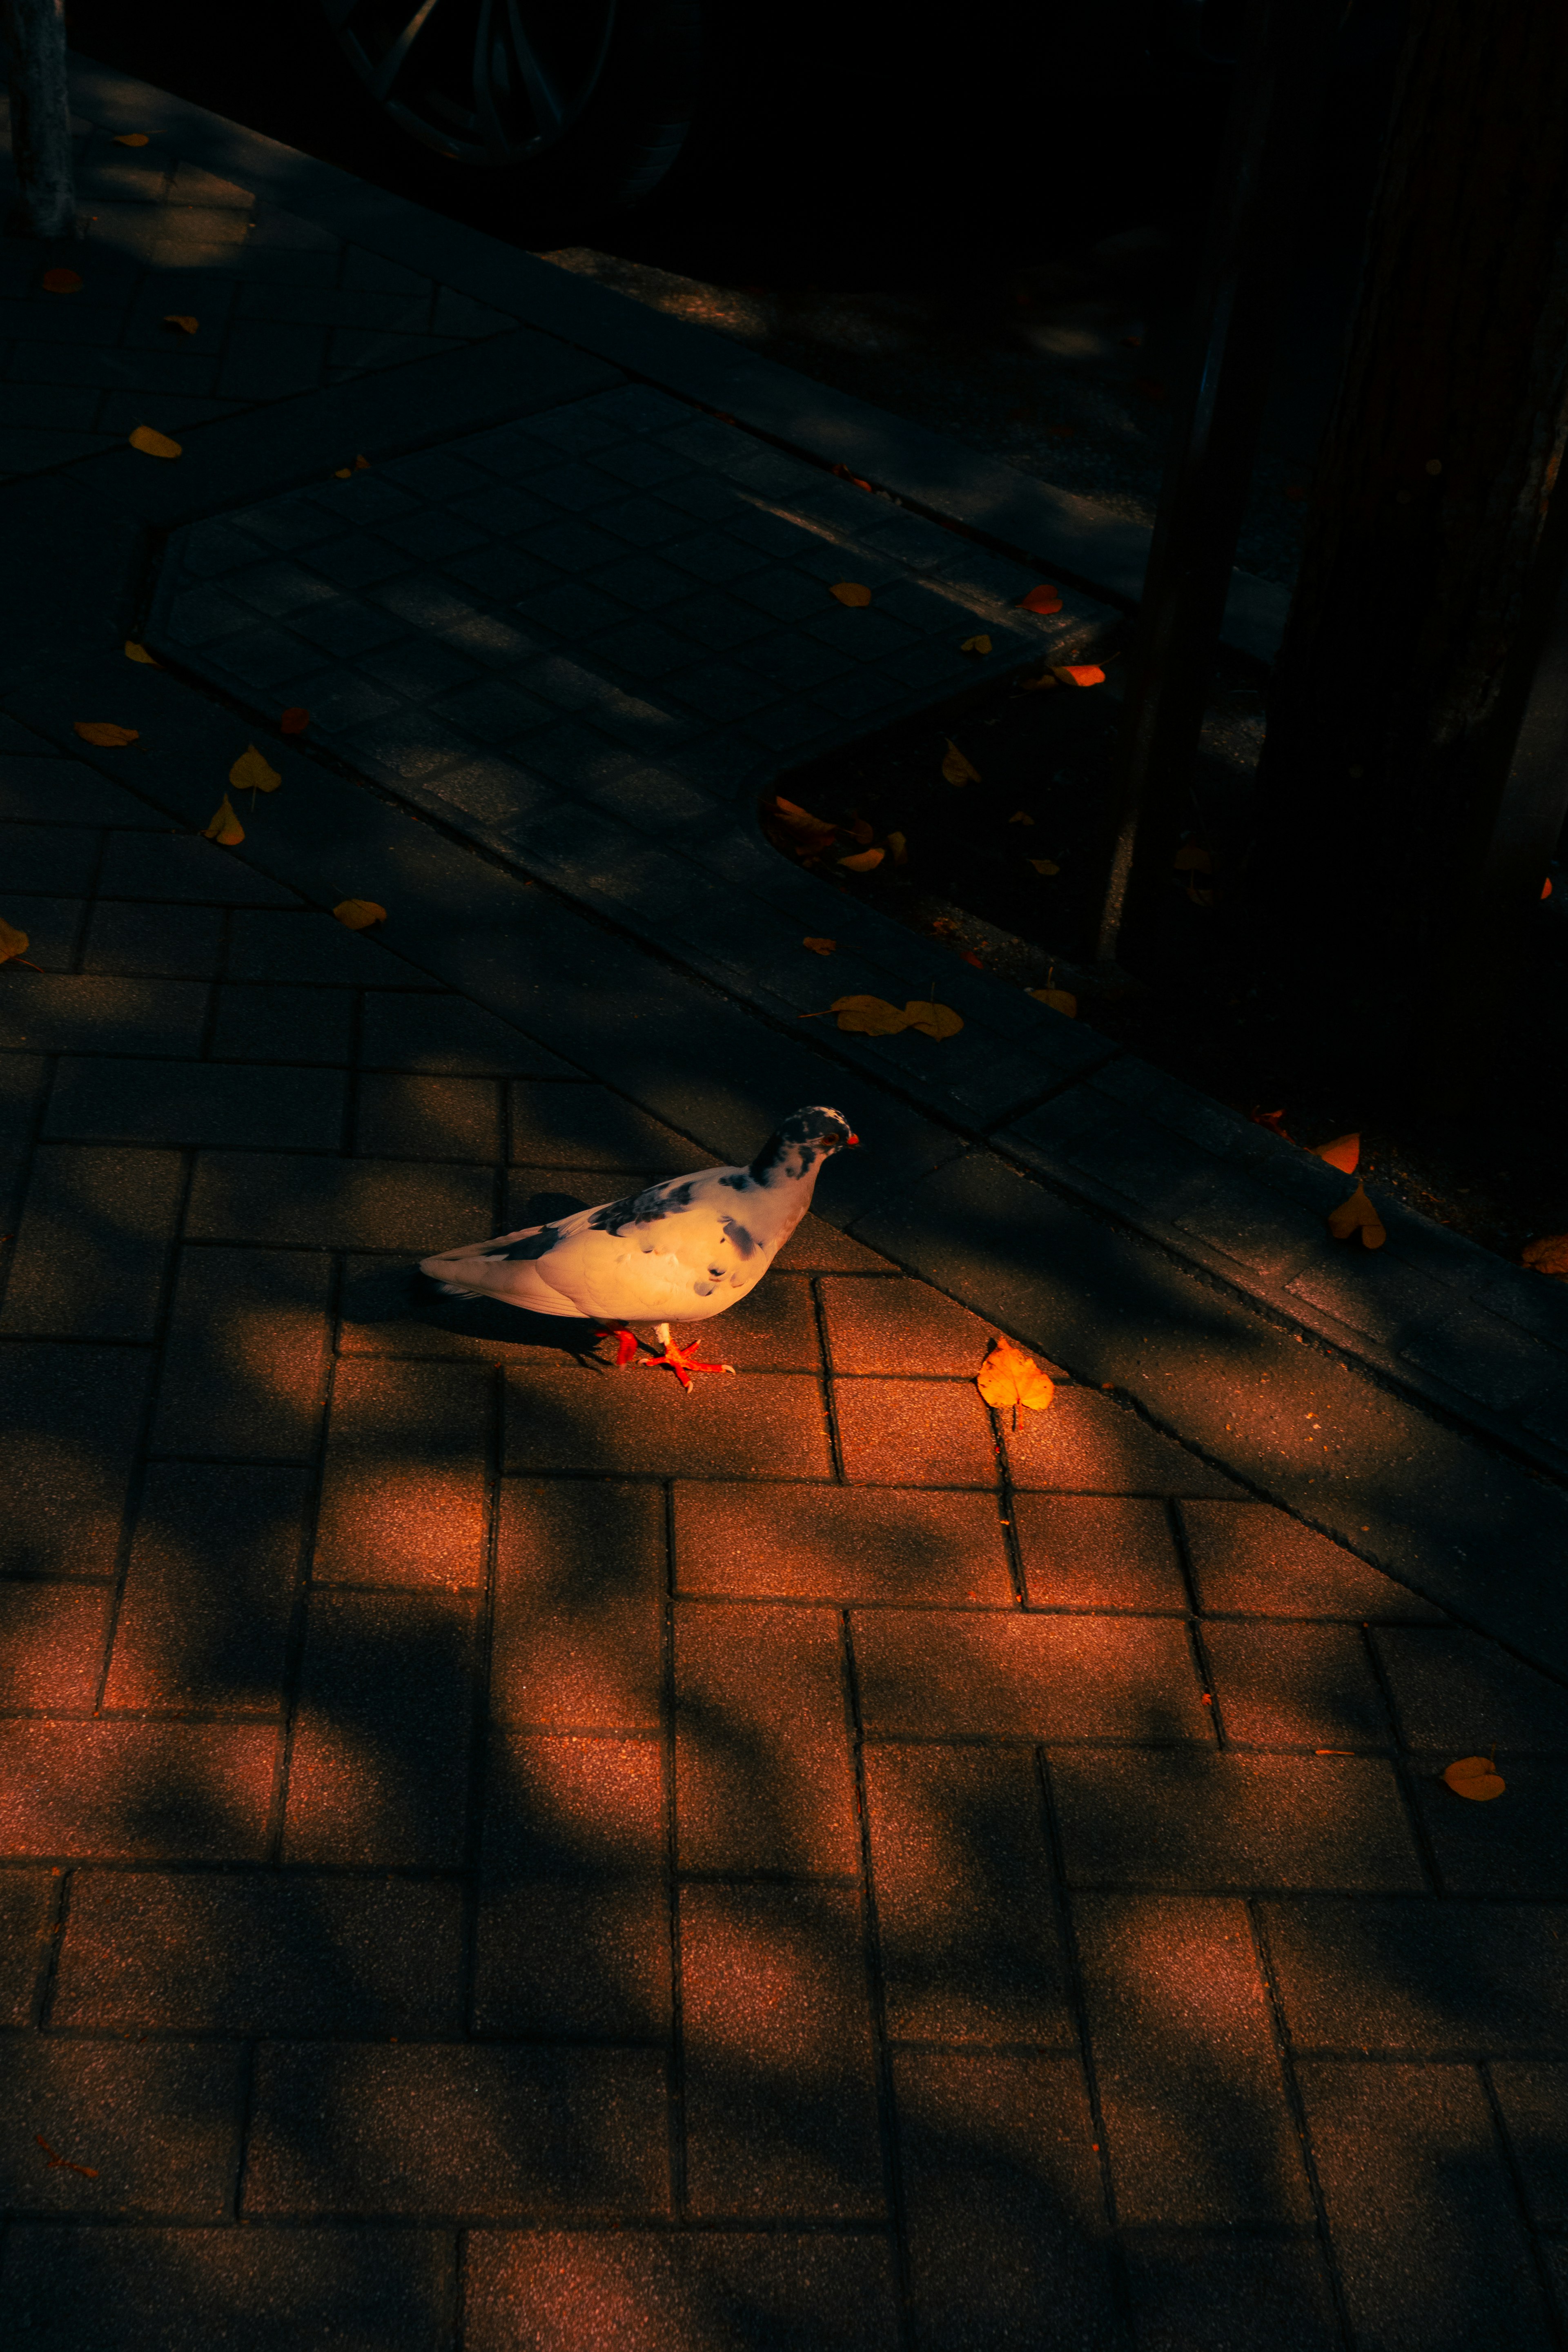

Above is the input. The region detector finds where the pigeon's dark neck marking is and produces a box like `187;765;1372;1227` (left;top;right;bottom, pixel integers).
738;1108;846;1190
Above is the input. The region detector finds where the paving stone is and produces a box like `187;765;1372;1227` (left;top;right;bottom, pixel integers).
82;900;224;976
44;1056;344;1150
1122;2235;1341;2352
864;1743;1069;2044
1050;1751;1425;1891
281;1590;478;1866
1411;1757;1568;1896
354;1070;501;1161
854;1610;1207;1740
0;891;81;969
208;982;356;1063
1371;1626;1568;1751
1075;1893;1312;2225
1490;2064;1568;2230
0;2039;244;2217
0;1342;152;1577
681;1884;883;2219
0;1581;110;1708
95;831;303;904
675;1604;858;1874
105;1462;307;1712
336;1252;582;1362
1260;1898;1568;2051
0;1868;52;2025
360;989;577;1075
475;1732;670;2038
463;2230;900;2352
1298;2059;1556;2352
833;1374;1000;1486
243;2041;669;2216
50;1869;463;2035
185;1150;495;1249
508;1080;700;1169
1202;1621;1394;1748
0;758;165;834
504;1367;833;1479
1014;1493;1189;1613
1180;1500;1450;1619
818;1274;1027;1376
226;906;430;987
0;973;208;1055
0;1144;183;1339
151;1245;332;1457
0;822;100;894
0;2226;454;2352
894;2048;1118;2352
313;1359;490;1587
491;1479;665;1729
673;1481;1013;1605
1006;1389;1244;1497
0;1720;276;1859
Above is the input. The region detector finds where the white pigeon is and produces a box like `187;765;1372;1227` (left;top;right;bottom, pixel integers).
420;1104;859;1387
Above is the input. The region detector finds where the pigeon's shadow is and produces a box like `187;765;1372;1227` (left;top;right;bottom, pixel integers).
344;1192;615;1363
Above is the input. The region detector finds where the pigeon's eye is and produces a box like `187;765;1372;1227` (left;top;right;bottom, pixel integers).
707;1267;724;1280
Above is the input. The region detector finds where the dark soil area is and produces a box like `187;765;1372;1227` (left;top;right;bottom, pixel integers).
770;643;1568;1270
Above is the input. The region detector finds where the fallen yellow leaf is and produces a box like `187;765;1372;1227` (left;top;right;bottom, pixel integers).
960;635;992;655
829;582;872;607
1312;1134;1360;1175
230;744;281;795
1522;1234;1568;1276
161;314;198;334
803;937;837;956
977;1334;1055;1419
886;831;909;865
1327;1181;1385;1250
1027;858;1060;876
838;846;884;872
903;997;963;1040
123;640;160;666
1029;984;1078;1018
204;794;245;846
112;131;150;146
72;722;139;747
0;915;32;963
1009;811;1035;826
128;425;182;459
1019;670;1059;692
333;454;372;478
831;994;911;1036
1443;1753;1505;1802
942;739;981;785
334;898;386;931
1054;663;1105;687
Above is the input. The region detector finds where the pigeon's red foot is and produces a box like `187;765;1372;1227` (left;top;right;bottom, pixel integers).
640;1333;737;1393
596;1324;642;1367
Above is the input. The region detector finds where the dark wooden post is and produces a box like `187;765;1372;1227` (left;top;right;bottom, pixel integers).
1242;0;1568;1103
2;0;76;239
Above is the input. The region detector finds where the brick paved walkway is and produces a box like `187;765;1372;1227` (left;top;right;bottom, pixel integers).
3;732;1568;2350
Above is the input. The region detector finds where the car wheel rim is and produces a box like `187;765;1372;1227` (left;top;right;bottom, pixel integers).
322;0;618;168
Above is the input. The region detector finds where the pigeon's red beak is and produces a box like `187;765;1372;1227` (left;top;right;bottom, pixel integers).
846;1132;861;1148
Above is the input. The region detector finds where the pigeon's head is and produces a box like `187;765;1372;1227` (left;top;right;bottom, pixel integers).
748;1105;860;1186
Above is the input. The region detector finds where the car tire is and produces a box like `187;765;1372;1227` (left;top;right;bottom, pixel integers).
319;0;705;217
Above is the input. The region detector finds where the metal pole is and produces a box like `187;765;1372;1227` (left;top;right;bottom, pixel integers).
1091;0;1343;967
1;0;76;240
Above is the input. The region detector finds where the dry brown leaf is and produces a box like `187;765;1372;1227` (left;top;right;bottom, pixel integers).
1312;1134;1360;1175
960;634;992;655
829;582;872;607
123;641;160;666
112;131;150;146
1543;877;1553;900
1027;857;1060;877
1017;584;1063;615
1521;1234;1568;1276
976;1334;1055;1421
41;267;82;293
1174;844;1212;873
279;706;310;735
334;898;386;931
1251;1108;1290;1139
903;997;963;1040
1327;1180;1386;1250
1443;1753;1505;1802
1009;810;1035;825
204;794;245;846
846;815;875;846
0;914;32;964
838;846;884;872
831;994;911;1036
230;744;281;795
1019;670;1059;693
161;314;198;334
803;937;837;956
766;793;838;859
73;721;139;747
942;739;980;785
332;454;372;479
128;424;182;459
886;831;908;865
